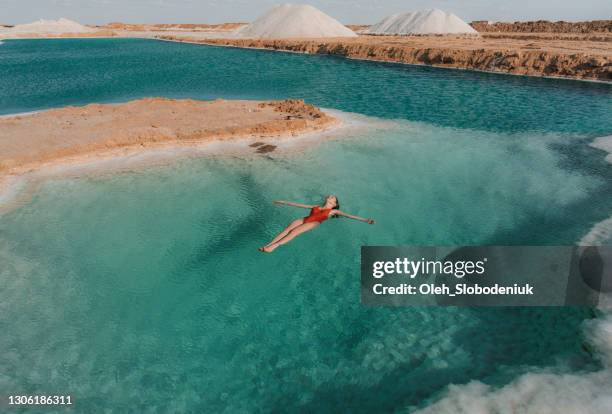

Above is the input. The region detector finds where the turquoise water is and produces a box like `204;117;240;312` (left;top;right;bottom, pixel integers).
1;38;611;134
1;39;612;412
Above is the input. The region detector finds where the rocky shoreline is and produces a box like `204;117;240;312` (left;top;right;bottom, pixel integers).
160;35;611;82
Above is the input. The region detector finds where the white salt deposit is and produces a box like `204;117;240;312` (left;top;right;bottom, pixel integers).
368;9;478;35
8;18;95;34
430;135;612;413
591;135;612;165
415;309;612;414
236;4;357;39
581;216;612;245
580;135;612;246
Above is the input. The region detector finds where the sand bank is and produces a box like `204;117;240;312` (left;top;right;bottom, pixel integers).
161;34;612;81
0;98;336;179
0;30;116;39
102;22;245;32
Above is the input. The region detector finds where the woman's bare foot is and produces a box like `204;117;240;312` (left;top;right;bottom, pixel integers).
259;245;275;253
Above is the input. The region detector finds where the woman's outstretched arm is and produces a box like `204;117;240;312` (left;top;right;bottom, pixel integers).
274;200;316;209
334;210;375;224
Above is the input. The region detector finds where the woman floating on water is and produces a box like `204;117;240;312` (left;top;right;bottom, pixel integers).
260;195;375;253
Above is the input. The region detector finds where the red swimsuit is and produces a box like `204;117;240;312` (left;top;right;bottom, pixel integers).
303;206;333;224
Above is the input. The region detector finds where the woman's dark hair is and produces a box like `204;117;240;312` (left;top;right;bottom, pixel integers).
329;196;340;218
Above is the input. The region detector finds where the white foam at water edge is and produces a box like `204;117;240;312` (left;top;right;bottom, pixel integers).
414;309;612;414
0;175;30;211
417;135;612;413
579;135;612;245
591;135;612;164
580;216;612;246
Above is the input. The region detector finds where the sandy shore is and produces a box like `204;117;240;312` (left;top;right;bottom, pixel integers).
0;98;336;179
0;30;117;39
161;33;612;81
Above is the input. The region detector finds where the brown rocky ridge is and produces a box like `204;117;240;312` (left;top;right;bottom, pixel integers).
470;20;612;33
160;34;611;81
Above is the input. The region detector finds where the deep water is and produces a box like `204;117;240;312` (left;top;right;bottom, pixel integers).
1;38;611;135
0;38;611;413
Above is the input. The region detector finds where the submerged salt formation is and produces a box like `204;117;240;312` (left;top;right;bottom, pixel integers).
368;9;478;35
236;4;357;38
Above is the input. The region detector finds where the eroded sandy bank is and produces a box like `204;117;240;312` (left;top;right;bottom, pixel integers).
161;34;612;81
0;30;117;39
0;98;337;178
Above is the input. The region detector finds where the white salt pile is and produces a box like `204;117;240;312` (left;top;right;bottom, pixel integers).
368;9;478;35
236;4;357;39
8;18;95;34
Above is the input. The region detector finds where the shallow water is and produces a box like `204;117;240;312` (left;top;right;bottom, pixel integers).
0;38;611;412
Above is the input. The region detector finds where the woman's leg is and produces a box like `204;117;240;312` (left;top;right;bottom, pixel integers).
264;222;319;252
262;219;303;249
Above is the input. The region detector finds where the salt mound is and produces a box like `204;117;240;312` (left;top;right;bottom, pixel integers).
368;9;477;35
9;18;95;34
236;4;357;39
